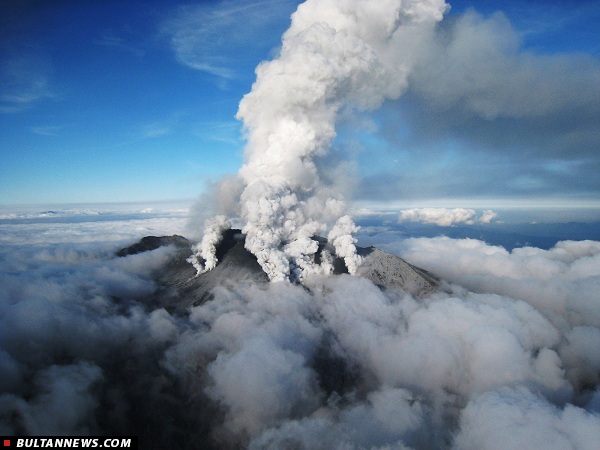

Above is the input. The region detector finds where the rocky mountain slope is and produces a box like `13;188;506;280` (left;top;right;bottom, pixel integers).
118;229;439;313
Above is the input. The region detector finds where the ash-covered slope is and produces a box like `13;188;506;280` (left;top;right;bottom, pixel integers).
356;247;439;297
119;230;438;313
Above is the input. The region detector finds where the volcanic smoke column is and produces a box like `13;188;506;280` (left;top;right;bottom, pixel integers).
194;0;448;281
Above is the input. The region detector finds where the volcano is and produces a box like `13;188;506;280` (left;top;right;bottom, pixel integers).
118;230;439;314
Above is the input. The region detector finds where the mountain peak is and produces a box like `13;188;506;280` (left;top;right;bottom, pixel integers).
118;230;439;313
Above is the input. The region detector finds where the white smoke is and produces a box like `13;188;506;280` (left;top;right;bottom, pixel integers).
327;215;362;275
188;215;231;274
193;0;449;281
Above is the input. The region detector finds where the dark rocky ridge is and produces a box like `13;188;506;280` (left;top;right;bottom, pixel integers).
116;235;190;257
118;229;439;313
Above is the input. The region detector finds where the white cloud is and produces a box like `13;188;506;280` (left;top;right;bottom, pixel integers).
137;122;173;139
1;206;599;447
0;203;189;245
392;237;600;333
454;387;600;450
162;0;299;78
0;54;55;113
29;125;63;137
398;207;498;226
478;209;499;223
94;31;145;58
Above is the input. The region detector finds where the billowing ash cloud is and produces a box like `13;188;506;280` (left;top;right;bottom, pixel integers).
191;0;449;282
357;8;600;203
398;207;498;226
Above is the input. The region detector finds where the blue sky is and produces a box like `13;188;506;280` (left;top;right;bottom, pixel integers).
1;0;599;210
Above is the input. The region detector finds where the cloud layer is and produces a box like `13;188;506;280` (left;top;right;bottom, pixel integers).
1;212;599;448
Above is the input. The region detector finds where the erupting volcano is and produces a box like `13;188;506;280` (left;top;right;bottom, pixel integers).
190;0;448;282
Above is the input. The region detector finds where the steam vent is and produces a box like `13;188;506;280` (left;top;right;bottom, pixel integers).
117;230;439;314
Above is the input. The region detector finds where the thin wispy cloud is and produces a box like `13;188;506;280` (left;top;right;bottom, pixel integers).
0;55;55;113
162;0;299;79
137;122;173;139
0;4;598;445
94;31;146;58
29;125;63;137
194;121;242;145
499;0;600;53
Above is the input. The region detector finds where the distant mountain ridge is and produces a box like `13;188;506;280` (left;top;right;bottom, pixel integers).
118;229;439;313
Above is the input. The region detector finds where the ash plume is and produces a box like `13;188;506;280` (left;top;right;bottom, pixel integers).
191;0;449;281
189;215;231;274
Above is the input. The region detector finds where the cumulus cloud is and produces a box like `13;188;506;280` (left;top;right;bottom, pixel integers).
0;236;187;439
454;387;600;450
393;237;600;327
478;209;498;224
0;362;103;435
398;207;498;226
161;265;597;448
392;236;600;398
172;0;600;438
